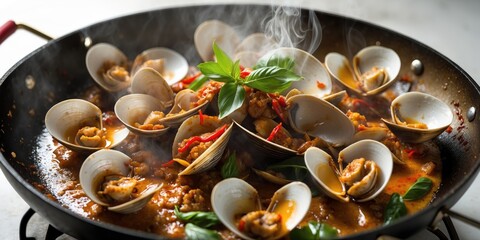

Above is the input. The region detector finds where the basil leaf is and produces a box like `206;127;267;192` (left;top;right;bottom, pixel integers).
255;55;295;71
403;177;433;201
245;66;302;93
198;62;234;83
174;206;220;228
384;193;407;225
213;42;234;74
184;223;221;240
188;75;209;91
267;156;308;181
221;151;239;179
232;60;241;80
218;82;245;119
289;221;338;240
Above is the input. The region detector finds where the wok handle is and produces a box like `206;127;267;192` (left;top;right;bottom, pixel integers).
0;20;53;44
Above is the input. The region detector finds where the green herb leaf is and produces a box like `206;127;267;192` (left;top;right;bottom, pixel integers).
217;82;245;119
197;62;234;83
188;75;209;91
403;177;433;201
384;193;407;225
255;55;295;71
221;151;239;179
174;206;220;228
289;221;338;240
213;42;234;73
184;223;221;240
267;156;308;181
245;66;302;93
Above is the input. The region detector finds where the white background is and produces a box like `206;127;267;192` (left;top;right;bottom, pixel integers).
1;0;479;239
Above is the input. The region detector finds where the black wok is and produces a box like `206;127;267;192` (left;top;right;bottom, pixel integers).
1;4;479;240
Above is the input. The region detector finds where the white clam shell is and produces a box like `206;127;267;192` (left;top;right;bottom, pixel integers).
305;140;393;202
131;67;174;107
211;178;311;240
79;149;162;214
130;47;189;85
325;46;401;96
259;47;332;99
85;43;130;92
161;89;209;127
45;99;127;152
194;20;241;62
235;33;278;56
172;115;233;175
287;94;355;147
382;91;453;143
114;93;170;137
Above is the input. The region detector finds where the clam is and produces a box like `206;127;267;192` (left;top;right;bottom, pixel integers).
45;99;128;152
325;46;401;96
305;140;393;202
130;67;174;107
258;47;332;99
160;89;210;127
172;115;233;175
130;47;189;85
114;93;170;137
382;92;453;143
85;43;131;92
235;33;278;55
211;178;311;240
79;149;162;214
287;94;355;147
194;19;241;61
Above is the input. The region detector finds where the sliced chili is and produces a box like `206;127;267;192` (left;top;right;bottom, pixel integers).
271;99;286;123
267;122;283;142
177;124;228;153
199;110;204;125
238;219;245;232
240;68;252;79
317;81;326;89
161;159;176;167
181;72;202;84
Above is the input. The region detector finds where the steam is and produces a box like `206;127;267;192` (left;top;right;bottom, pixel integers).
262;5;322;54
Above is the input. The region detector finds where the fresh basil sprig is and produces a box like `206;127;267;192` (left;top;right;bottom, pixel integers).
289;221;339;240
221;151;239;179
384;193;407;225
198;42;302;118
174;206;220;228
184;223;221;240
403;177;433;201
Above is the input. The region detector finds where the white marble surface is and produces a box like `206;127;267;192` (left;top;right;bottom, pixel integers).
0;0;479;239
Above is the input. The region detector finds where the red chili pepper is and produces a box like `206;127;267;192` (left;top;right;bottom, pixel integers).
271;99;286;123
240;68;252;79
404;148;418;159
267;122;283;142
178;124;228;153
317;81;326;89
199;110;204;125
161;159;176;167
352;98;373;108
238;219;245;232
181;72;201;84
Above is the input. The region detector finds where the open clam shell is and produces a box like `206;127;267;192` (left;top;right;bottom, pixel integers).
325;46;401;96
85;43;130;92
382;92;453;143
161;89;209;127
259;47;332;99
79;149;162;214
194;19;241;61
287;94;355;147
131;67;174;108
305;140;393;202
211;178;311;240
130;47;189;85
45;99;127;152
172;115;233;175
114;94;170;137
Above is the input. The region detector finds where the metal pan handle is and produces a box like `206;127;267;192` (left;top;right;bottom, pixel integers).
0;20;53;44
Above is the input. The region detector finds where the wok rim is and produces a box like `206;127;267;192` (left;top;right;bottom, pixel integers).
1;3;480;239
